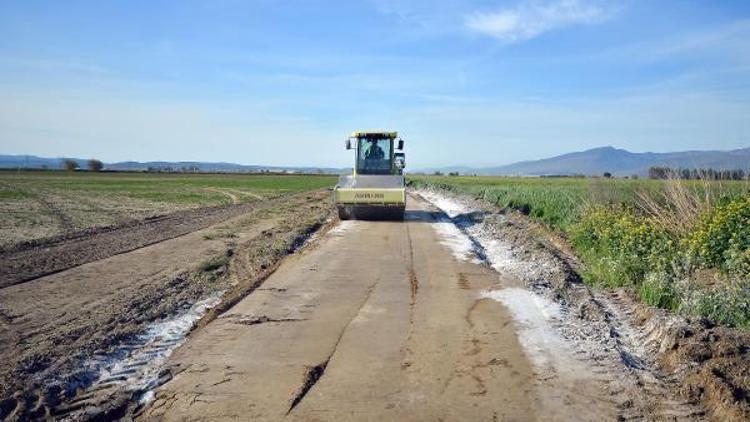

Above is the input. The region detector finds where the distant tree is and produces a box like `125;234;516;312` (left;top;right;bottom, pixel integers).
631;174;639;180
179;165;199;173
648;166;670;179
62;159;79;172
448;171;460;177
87;159;104;172
433;171;443;176
603;172;612;178
644;166;750;181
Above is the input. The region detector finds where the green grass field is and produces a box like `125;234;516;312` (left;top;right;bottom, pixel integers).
410;175;749;230
411;175;750;328
0;171;336;247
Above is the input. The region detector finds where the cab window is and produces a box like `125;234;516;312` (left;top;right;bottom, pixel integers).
357;138;392;174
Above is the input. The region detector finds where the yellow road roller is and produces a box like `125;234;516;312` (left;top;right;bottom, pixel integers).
334;131;406;220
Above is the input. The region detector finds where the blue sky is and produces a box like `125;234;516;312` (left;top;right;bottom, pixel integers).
1;0;749;168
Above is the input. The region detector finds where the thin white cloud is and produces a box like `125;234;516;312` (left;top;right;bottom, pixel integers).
465;0;618;42
369;0;469;34
609;19;750;66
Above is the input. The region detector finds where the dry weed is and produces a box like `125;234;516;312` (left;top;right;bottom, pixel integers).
636;171;715;237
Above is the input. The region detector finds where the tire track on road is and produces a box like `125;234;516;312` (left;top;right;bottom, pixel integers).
406;222;418;306
287;281;378;414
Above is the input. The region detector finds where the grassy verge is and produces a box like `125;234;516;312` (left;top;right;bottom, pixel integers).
409;175;672;230
410;175;750;328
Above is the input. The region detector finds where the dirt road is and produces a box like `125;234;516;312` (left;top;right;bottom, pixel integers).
142;196;621;421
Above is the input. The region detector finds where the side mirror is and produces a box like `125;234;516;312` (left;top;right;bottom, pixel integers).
397;139;404;150
346;139;352;150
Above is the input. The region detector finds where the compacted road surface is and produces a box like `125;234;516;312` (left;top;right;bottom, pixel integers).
142;196;617;421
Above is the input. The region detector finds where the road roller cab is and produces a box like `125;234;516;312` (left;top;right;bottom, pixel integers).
334;131;406;220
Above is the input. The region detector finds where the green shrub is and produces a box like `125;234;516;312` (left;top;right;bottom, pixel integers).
725;246;750;278
639;272;680;310
571;202;750;324
570;206;676;288
686;196;750;277
684;279;750;328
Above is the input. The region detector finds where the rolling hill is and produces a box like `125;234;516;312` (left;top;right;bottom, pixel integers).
4;146;750;177
424;146;750;176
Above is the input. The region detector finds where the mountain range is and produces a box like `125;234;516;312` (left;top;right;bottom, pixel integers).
421;146;750;176
2;146;749;176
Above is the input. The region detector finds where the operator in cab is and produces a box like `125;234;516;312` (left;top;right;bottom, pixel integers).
365;139;385;160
